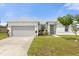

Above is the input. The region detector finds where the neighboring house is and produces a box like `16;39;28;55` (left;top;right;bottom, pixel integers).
7;20;79;37
0;25;8;32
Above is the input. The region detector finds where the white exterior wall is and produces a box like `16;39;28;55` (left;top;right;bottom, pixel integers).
56;23;79;35
7;26;11;36
48;24;50;35
7;21;39;36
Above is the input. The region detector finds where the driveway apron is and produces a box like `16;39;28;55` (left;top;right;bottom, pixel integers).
0;37;34;56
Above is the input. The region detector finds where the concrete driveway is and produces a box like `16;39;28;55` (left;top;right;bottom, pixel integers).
0;37;34;56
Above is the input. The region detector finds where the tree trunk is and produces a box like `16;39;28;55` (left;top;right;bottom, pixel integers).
75;33;77;40
75;32;78;42
65;26;69;32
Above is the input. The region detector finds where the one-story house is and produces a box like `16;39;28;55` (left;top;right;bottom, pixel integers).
7;20;79;37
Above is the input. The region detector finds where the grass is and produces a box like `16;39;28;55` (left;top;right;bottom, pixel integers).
0;32;8;40
60;35;79;40
27;35;79;56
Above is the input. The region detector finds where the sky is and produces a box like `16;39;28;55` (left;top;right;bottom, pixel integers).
0;3;79;25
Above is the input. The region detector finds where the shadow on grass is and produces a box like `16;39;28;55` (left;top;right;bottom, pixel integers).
61;36;76;40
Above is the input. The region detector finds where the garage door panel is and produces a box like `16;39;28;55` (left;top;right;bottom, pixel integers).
12;26;35;30
12;26;35;36
12;31;35;36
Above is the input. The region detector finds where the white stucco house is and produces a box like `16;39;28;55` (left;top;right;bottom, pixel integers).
7;20;79;37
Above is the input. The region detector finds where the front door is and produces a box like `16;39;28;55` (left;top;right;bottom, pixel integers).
50;24;56;35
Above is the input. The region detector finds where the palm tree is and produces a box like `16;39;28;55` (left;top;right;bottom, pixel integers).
58;14;74;32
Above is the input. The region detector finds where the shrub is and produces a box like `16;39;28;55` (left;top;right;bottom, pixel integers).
43;29;48;35
38;30;43;35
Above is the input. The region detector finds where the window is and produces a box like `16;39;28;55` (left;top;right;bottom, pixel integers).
50;25;54;29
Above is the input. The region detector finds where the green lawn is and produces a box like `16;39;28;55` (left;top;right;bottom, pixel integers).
0;32;8;40
27;35;79;56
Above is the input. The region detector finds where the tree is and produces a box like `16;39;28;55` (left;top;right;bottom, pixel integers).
75;15;79;23
58;14;74;32
71;21;78;41
72;15;79;41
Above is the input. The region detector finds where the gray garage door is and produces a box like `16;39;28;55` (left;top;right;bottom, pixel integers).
11;26;35;36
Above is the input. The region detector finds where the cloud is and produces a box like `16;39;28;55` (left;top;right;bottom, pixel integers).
0;3;5;8
5;12;14;17
3;11;15;21
64;3;79;10
0;23;7;26
0;11;15;24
